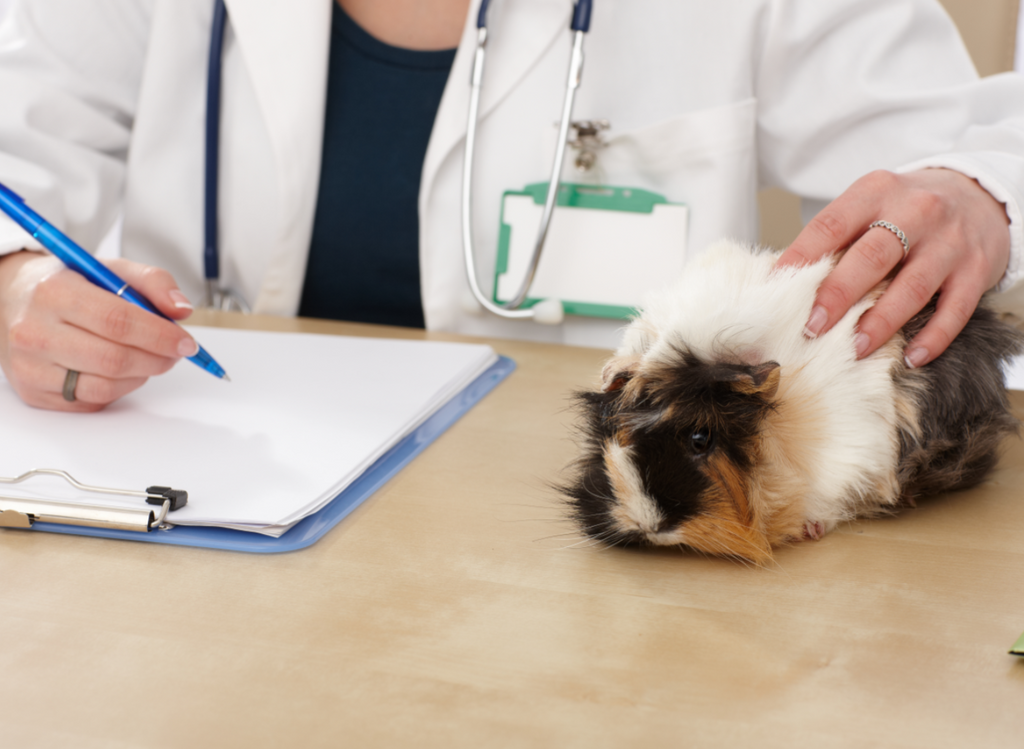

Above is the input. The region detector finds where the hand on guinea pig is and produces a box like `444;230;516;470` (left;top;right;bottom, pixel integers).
776;168;1011;369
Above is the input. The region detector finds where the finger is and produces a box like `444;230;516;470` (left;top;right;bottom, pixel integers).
60;369;149;408
6;359;147;413
5;290;183;388
775;171;898;270
107;258;195;321
900;278;986;369
54;322;181;380
34;271;199;361
804;220;915;339
849;244;953;360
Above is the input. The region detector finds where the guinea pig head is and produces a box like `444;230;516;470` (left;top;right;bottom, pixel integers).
564;350;780;564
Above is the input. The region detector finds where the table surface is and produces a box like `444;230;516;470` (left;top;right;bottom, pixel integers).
2;311;1023;748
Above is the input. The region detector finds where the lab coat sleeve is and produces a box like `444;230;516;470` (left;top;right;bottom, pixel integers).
754;0;1024;295
0;0;150;256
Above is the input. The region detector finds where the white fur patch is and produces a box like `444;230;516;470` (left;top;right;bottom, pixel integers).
604;441;664;533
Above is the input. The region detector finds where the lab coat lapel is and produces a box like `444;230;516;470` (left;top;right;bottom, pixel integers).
421;0;570;199
221;0;332;243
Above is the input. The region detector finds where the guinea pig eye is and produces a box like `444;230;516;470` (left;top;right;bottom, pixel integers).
689;428;713;454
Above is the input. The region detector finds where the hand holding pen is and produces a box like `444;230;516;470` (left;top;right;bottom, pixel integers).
0;183;228;412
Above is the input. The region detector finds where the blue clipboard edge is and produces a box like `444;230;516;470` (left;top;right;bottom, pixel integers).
25;355;516;553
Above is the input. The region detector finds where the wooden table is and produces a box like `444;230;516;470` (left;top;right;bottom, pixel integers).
2;311;1023;748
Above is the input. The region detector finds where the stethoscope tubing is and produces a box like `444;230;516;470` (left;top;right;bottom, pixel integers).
204;0;228;307
461;0;592;323
203;0;251;312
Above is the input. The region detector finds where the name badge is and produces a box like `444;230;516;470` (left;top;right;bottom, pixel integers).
494;183;689;319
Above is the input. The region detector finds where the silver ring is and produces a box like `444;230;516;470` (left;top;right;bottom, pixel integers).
62;369;80;402
868;220;910;260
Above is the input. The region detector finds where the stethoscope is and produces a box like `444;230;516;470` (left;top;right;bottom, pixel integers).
204;0;593;322
462;0;592;325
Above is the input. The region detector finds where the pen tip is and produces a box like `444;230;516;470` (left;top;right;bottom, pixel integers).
222;373;232;382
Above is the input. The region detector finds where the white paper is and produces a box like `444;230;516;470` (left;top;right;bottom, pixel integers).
0;327;497;536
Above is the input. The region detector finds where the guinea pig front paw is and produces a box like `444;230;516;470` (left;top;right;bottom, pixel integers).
803;521;826;541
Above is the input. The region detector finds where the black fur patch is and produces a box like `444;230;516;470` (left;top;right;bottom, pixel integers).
894;298;1023;502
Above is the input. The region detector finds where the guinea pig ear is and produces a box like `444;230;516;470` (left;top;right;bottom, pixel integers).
600;356;639;392
718;361;781;398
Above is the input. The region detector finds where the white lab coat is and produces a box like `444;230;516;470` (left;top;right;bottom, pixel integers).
2;0;1024;348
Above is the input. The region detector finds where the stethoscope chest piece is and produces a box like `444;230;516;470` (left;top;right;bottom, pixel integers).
204;280;251;313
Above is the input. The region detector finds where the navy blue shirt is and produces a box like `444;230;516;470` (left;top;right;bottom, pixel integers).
298;4;457;327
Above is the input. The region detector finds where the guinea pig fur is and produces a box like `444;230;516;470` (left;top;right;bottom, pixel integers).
562;239;1023;563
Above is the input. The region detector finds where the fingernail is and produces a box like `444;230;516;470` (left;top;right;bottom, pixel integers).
904;346;929;369
854;333;870;358
803;306;827;338
169;289;193;310
178;337;199;358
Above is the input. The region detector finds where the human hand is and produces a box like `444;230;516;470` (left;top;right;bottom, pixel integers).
0;250;198;411
775;168;1011;367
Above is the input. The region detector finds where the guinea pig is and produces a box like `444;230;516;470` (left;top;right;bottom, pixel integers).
561;239;1023;564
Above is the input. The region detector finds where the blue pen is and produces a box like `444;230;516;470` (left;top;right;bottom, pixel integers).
0;181;229;380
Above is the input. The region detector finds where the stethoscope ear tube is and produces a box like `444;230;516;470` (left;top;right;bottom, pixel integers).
202;0;251;313
204;0;228;303
461;2;591;325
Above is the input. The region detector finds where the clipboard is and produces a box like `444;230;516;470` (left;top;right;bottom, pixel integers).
0;355;515;553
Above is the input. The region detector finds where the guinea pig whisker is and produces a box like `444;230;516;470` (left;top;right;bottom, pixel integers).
498;516;571;524
498;502;566;511
566;526;628;551
532;530;590;543
560;535;613;551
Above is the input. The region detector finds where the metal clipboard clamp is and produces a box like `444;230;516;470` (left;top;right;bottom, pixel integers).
0;469;188;533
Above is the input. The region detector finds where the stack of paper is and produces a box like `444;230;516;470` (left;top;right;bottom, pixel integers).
0;327;498;536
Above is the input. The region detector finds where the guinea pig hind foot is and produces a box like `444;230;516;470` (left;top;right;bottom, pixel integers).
802;521;826;541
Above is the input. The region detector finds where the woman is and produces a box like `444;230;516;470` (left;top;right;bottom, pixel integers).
0;0;1020;410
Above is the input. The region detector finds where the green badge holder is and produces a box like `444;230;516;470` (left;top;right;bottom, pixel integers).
494;182;689;320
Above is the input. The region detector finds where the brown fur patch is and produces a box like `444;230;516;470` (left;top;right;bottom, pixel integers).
742;362;823;543
749;471;811;546
729;362;781;397
676;452;773;564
